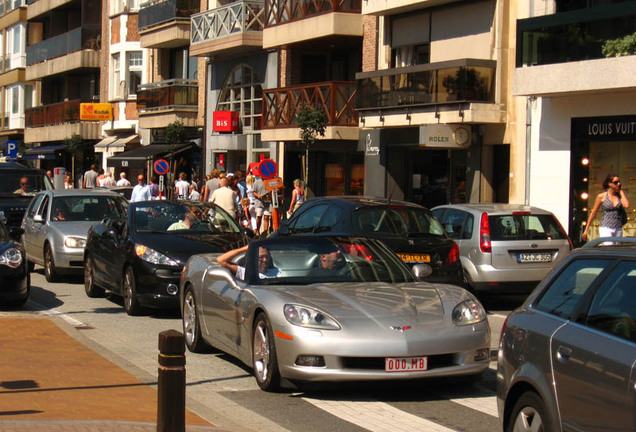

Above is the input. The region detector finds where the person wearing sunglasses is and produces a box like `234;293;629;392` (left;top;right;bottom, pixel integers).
14;177;29;195
582;173;630;241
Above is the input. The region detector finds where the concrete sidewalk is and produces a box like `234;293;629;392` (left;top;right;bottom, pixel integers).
0;314;221;432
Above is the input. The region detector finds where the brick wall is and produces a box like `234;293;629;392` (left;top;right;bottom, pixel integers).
126;14;139;41
362;15;378;72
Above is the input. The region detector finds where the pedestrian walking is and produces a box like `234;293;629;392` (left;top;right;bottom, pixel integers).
188;183;201;201
64;173;74;189
203;169;221;202
583;173;630;241
210;177;238;219
149;176;160;199
174;172;190;199
116;172;131;187
102;171;116;188
245;174;257;230
288;178;306;217
130;174;151;202
83;164;98;189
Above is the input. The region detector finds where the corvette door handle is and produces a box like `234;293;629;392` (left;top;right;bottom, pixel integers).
556;346;572;362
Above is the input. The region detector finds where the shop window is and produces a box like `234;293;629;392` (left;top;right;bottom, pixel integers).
325;163;345;196
350;164;364;196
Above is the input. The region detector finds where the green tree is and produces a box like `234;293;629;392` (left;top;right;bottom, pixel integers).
165;121;186;198
297;105;326;190
602;32;636;57
63;133;83;183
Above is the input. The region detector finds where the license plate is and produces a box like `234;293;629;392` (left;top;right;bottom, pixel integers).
385;356;428;373
517;252;552;263
397;253;430;263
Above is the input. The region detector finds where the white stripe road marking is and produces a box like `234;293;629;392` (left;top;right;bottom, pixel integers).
433;384;498;418
29;300;87;328
301;397;456;432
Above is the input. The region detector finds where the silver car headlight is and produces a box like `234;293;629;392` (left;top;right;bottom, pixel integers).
284;304;341;330
0;247;22;268
452;299;487;326
64;236;86;248
135;244;179;266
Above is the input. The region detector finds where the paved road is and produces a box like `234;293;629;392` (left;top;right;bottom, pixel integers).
19;268;514;432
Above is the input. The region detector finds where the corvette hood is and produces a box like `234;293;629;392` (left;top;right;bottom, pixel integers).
278;282;445;320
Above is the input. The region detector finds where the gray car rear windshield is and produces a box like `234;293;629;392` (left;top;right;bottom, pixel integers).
489;214;567;241
353;206;446;237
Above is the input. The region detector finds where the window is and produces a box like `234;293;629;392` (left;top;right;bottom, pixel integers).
583;261;636;342
112;53;121;98
436;209;471;239
217;65;262;130
11;86;18;114
290;204;329;233
127;51;142;97
534;259;612;319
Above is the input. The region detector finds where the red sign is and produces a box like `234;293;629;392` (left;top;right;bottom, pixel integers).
248;162;260;176
212;111;239;132
218;153;225;167
154;159;170;175
258;159;278;179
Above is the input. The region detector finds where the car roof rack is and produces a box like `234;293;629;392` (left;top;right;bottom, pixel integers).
583;237;636;248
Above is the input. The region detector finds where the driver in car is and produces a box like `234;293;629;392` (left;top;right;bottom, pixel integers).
308;243;347;277
167;207;201;231
217;244;281;280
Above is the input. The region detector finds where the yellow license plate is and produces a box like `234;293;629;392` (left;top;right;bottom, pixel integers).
397;253;430;263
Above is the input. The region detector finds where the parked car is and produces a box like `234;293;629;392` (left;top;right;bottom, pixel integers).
0;211;29;306
84;200;251;315
0;162;53;228
180;235;491;391
275;196;464;286
95;186;133;201
497;237;636;432
21;189;128;282
431;204;572;294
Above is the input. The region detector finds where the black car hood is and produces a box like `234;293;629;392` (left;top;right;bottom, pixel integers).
132;232;247;264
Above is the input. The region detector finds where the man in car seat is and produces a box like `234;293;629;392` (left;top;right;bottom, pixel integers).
308;243;347;277
217;244;281;280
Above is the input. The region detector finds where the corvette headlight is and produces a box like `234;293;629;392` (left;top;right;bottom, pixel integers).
452;298;487;326
0;247;22;268
135;244;179;266
64;237;86;248
284;304;341;330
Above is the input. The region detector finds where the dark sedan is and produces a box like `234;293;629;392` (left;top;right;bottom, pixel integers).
0;212;29;306
83;200;251;315
276;196;464;286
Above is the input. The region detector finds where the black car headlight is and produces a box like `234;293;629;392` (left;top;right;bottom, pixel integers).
0;247;22;268
284;304;341;330
134;244;178;266
452;299;487;326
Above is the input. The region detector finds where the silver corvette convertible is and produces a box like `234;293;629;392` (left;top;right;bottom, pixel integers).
180;236;491;391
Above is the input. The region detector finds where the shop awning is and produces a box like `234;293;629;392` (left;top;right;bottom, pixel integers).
106;143;193;169
94;135;140;152
22;144;67;160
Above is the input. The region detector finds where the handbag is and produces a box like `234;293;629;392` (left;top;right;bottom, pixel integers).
620;205;628;226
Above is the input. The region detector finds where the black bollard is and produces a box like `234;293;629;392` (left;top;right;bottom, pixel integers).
157;330;186;432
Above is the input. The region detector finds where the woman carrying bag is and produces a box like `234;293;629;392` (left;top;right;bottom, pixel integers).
582;173;630;241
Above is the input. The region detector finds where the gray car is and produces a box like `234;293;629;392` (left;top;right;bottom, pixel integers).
181;236;491;391
432;204;572;294
22;189;127;282
497;237;636;432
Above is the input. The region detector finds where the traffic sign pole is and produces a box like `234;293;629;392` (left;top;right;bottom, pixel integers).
271;189;279;231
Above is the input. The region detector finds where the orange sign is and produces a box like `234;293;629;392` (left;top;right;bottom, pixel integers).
263;177;283;191
80;103;112;121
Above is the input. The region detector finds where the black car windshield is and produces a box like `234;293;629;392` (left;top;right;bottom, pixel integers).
52;196;126;222
132;201;241;234
0;171;50;197
243;236;417;285
352;206;446;238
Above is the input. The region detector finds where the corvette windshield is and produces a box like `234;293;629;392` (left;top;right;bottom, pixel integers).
245;237;417;285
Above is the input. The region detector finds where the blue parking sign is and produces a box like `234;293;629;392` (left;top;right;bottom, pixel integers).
6;140;17;161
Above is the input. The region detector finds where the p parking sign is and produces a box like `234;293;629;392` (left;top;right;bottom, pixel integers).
6;140;17;161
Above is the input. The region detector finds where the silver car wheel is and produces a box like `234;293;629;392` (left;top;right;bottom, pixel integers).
183;291;197;346
512;406;543;432
252;313;281;391
253;321;270;381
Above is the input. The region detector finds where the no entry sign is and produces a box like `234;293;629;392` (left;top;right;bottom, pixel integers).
154;159;169;175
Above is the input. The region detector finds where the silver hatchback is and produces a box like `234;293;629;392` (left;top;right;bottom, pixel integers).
21;189;127;282
432;204;572;294
497;238;636;432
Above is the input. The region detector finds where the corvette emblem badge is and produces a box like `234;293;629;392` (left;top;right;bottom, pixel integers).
391;326;412;332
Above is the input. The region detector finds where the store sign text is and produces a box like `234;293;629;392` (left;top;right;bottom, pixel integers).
588;121;636;137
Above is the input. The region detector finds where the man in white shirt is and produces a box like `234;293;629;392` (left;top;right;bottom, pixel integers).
174;172;190;199
116;172;131;187
102;171;117;188
210;177;238;219
130;175;151;202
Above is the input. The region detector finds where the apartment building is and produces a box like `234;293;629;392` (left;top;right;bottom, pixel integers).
356;0;522;208
0;0;30;160
23;0;102;182
514;0;636;244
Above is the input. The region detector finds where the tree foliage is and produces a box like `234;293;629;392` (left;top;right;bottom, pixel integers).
166;121;186;145
297;106;326;190
603;32;636;57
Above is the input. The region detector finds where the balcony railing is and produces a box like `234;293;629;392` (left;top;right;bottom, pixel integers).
136;79;198;112
262;81;357;129
25;100;81;127
517;2;636;67
139;0;200;30
191;0;264;44
26;28;101;66
355;59;496;111
265;0;360;27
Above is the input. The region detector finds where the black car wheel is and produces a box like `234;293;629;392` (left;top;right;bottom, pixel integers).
84;255;105;298
123;266;142;316
44;244;58;283
182;288;208;353
507;391;548;432
252;313;281;392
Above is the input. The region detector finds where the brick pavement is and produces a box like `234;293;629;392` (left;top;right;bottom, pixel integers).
0;316;222;432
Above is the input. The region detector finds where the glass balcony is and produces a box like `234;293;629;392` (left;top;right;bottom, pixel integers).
25;100;81;127
262;81;357;129
265;0;360;27
136;79;198;112
355;59;496;111
26;28;101;66
139;0;200;31
517;2;636;67
191;0;264;44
